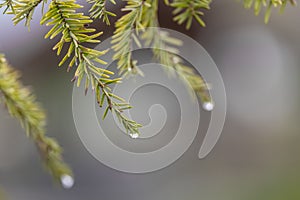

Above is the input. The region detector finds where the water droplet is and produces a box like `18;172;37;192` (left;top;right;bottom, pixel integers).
129;133;139;139
203;102;214;111
172;56;180;64
60;174;74;189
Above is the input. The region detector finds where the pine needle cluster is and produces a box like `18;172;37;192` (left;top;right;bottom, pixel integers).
88;0;116;25
40;0;142;135
170;0;212;29
0;0;46;29
112;0;211;103
111;0;150;76
148;0;211;102
0;54;72;184
242;0;297;23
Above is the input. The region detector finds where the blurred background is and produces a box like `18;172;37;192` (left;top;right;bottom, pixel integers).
1;0;300;199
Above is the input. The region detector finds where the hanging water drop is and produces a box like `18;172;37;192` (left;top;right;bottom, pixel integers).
60;174;74;189
203;101;214;111
129;133;139;139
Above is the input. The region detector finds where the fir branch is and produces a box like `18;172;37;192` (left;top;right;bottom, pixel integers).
2;0;46;29
0;54;73;184
141;0;212;104
94;73;142;135
113;0;211;104
87;0;116;25
41;0;141;136
170;0;212;29
0;0;15;14
143;32;211;103
111;0;150;76
242;0;297;23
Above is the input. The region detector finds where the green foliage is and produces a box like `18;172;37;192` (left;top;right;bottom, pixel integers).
0;0;46;29
141;0;211;103
144;29;211;102
242;0;297;23
0;0;14;14
87;0;116;25
111;0;210;105
111;0;150;76
41;0;141;135
0;54;72;184
40;0;106;68
170;0;212;29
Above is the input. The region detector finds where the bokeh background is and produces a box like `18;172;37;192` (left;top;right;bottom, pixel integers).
1;0;300;199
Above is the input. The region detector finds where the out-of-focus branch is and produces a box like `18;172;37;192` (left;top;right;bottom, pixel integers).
242;0;297;23
0;54;73;188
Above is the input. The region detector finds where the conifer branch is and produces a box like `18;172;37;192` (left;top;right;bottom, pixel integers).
1;0;46;29
112;0;211;104
0;54;72;184
242;0;297;23
0;0;15;14
142;0;212;104
87;0;116;25
111;0;150;76
41;0;141;135
170;0;212;29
